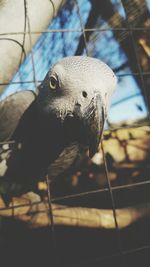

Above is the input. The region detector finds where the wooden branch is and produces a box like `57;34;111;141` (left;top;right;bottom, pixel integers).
0;193;150;230
0;0;65;95
139;38;150;58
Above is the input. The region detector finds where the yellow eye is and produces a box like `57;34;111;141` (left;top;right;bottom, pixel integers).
49;76;57;90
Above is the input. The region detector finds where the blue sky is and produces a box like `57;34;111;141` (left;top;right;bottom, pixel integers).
1;0;149;125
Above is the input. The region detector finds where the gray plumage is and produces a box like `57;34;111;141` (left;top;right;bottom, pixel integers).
0;56;117;203
0;91;36;141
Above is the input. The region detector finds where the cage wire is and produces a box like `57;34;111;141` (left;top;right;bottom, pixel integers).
0;0;150;266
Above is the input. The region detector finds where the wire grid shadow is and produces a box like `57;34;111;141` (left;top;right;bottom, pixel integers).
0;0;150;266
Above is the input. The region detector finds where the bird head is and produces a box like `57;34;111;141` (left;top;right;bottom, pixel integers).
36;56;117;157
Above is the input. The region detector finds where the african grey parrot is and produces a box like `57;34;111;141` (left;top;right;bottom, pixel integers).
0;56;116;203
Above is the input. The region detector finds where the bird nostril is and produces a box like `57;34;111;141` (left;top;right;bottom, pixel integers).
82;91;88;98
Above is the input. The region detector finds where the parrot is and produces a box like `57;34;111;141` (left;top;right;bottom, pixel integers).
0;56;117;204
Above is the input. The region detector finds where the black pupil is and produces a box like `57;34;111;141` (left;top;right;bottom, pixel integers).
51;77;56;87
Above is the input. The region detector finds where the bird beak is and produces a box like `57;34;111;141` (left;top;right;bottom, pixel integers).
72;94;105;158
82;94;105;158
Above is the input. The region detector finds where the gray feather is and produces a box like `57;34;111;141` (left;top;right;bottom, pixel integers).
0;56;117;202
0;90;36;141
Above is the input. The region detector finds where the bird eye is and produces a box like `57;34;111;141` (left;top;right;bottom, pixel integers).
49;76;58;90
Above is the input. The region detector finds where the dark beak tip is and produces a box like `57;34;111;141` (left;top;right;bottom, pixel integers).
89;150;95;158
89;143;99;158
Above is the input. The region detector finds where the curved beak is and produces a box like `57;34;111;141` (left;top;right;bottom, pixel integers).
72;94;105;158
84;94;105;157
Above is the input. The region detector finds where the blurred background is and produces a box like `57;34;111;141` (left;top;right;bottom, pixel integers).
0;1;150;266
1;0;150;126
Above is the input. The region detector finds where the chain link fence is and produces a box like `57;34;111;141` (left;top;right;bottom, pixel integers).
0;0;150;266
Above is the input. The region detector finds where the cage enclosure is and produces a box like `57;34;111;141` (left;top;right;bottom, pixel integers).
0;0;150;266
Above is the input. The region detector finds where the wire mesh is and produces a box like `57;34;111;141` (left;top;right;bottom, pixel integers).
0;0;150;266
